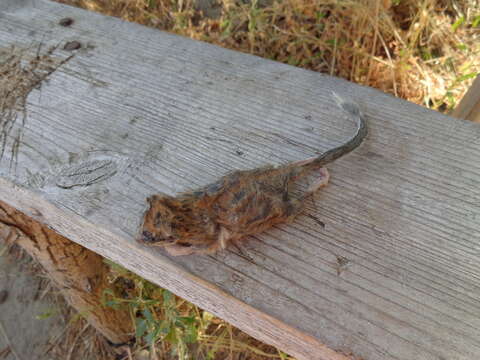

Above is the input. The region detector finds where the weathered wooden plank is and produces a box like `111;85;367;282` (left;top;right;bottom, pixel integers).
1;1;480;359
0;200;134;345
452;75;480;122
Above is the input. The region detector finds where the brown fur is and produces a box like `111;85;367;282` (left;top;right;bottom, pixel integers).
138;94;367;255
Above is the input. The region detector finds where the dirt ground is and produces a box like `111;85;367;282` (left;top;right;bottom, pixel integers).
0;250;64;360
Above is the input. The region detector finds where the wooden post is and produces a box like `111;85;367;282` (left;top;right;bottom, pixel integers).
451;75;480;122
0;201;134;345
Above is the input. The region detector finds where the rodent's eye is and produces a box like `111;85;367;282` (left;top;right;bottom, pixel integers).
141;231;155;243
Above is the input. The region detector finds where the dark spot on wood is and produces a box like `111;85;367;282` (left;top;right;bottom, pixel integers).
63;41;82;51
236;150;244;156
336;256;350;275
304;114;312;121
302;126;314;131
364;151;384;159
129;116;141;124
121;133;129;139
306;214;325;228
0;290;8;304
205;136;234;144
59;17;74;27
230;273;244;284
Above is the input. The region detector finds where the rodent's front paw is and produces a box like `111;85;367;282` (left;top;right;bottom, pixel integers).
164;243;195;256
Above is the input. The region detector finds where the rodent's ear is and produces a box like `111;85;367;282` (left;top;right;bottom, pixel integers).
147;194;162;204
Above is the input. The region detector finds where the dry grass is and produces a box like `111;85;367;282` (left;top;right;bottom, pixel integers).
102;260;292;360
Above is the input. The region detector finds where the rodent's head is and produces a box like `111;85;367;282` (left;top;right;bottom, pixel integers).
139;195;184;244
138;194;212;249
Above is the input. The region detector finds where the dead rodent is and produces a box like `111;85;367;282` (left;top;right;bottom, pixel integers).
138;93;367;255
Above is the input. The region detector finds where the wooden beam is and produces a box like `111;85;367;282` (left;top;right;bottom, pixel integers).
452;75;480;122
0;200;134;345
1;1;480;359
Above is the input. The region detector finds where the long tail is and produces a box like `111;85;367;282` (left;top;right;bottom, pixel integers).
302;92;367;170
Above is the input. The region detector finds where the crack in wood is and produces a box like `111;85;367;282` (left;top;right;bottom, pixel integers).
56;159;118;189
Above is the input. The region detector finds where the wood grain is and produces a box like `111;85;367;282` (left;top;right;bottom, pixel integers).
1;1;480;359
452;75;480;122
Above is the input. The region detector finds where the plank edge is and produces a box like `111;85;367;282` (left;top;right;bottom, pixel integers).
0;177;354;360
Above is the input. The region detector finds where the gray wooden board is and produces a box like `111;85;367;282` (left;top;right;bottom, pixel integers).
1;1;480;359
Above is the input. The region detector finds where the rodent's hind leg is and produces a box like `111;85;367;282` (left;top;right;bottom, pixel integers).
165;228;232;256
164;241;221;256
304;167;330;197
